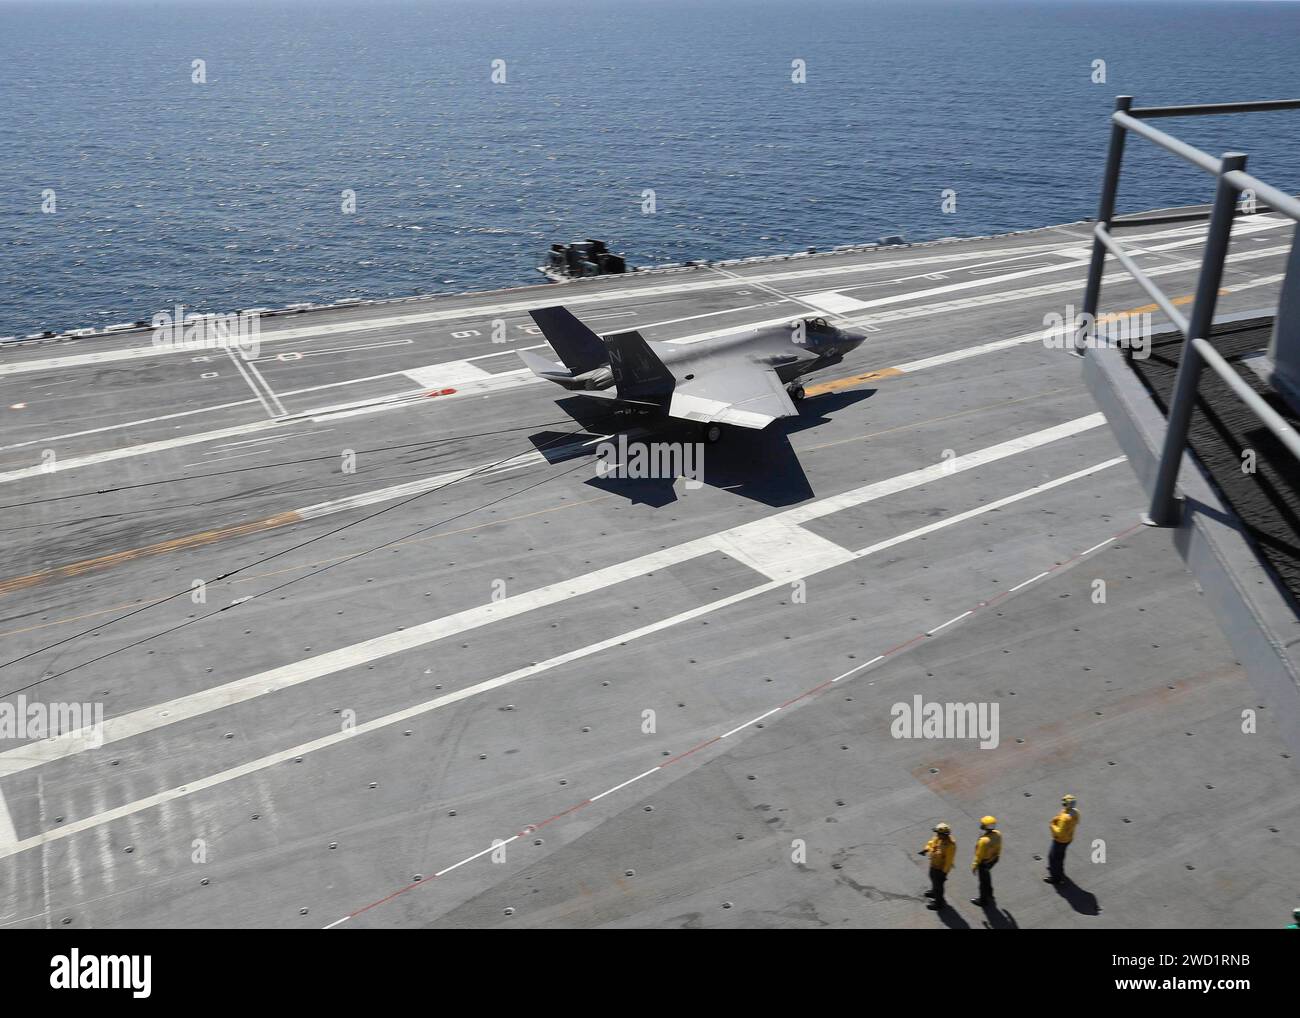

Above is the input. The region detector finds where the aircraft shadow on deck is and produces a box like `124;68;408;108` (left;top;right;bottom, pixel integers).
528;389;876;509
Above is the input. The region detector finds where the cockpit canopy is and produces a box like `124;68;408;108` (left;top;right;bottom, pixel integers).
801;316;843;341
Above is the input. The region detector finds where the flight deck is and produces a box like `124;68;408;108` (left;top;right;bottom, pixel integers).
1;211;1297;929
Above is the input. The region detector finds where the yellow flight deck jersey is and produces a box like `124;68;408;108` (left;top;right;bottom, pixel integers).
923;835;955;874
1051;808;1080;844
973;829;1002;867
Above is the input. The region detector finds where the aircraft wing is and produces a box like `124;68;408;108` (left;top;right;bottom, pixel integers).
667;361;799;430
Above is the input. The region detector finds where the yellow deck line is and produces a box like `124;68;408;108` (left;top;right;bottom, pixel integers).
0;511;301;596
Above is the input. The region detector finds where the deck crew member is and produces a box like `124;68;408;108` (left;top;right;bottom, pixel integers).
1045;794;1079;884
919;822;955;910
970;815;1002;907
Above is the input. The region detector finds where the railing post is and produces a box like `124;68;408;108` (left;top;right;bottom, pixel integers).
1075;95;1133;355
1144;152;1249;527
1267;237;1300;413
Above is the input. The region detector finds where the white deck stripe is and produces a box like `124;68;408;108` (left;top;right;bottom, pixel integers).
927;610;973;635
843;247;1287;333
832;655;884;681
293;468;478;519
780;414;1103;526
246;359;289;418
402;360;494;388
225;349;278;420
0;419;285;485
832;217;1290;306
710;518;857;581
0;789;17;849
0;397;261;454
590;768;661;801
435;836;517;876
798;291;873;314
671;247;1287;351
850;458;1124;559
1009;571;1051;592
721;708;782;739
894;329;1050;373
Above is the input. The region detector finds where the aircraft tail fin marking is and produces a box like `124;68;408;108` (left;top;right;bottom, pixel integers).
604;330;675;404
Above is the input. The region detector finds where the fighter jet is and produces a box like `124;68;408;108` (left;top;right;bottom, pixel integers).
519;306;868;442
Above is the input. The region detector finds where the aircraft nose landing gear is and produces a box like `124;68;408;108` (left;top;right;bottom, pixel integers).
787;382;806;401
701;423;724;444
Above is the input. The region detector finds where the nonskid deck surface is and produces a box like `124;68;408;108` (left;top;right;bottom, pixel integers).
1;213;1297;928
1131;315;1300;608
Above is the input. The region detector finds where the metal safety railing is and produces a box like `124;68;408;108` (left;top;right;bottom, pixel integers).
1077;95;1300;527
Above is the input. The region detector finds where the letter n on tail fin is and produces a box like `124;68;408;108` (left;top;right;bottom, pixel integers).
605;330;675;404
528;306;608;374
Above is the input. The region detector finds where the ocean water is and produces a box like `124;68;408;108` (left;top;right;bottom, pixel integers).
2;0;1299;335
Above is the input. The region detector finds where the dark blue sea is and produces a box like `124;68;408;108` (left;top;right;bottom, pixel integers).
2;0;1299;334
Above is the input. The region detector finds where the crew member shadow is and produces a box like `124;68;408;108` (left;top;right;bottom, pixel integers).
976;902;1019;930
534;389;876;509
930;903;972;930
1053;878;1101;916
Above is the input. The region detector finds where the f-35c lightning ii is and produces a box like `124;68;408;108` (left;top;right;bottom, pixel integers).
519;305;868;442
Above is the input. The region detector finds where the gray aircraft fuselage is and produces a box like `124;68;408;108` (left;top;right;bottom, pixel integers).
561;319;866;392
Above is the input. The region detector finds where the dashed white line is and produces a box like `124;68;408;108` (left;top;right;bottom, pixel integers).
721;708;782;740
435;835;518;876
1009;571;1051;592
927;610;973;635
833;655;884;681
590;768;662;801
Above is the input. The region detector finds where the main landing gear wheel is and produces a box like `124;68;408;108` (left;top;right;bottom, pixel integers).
701;423;724;444
787;382;806;401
